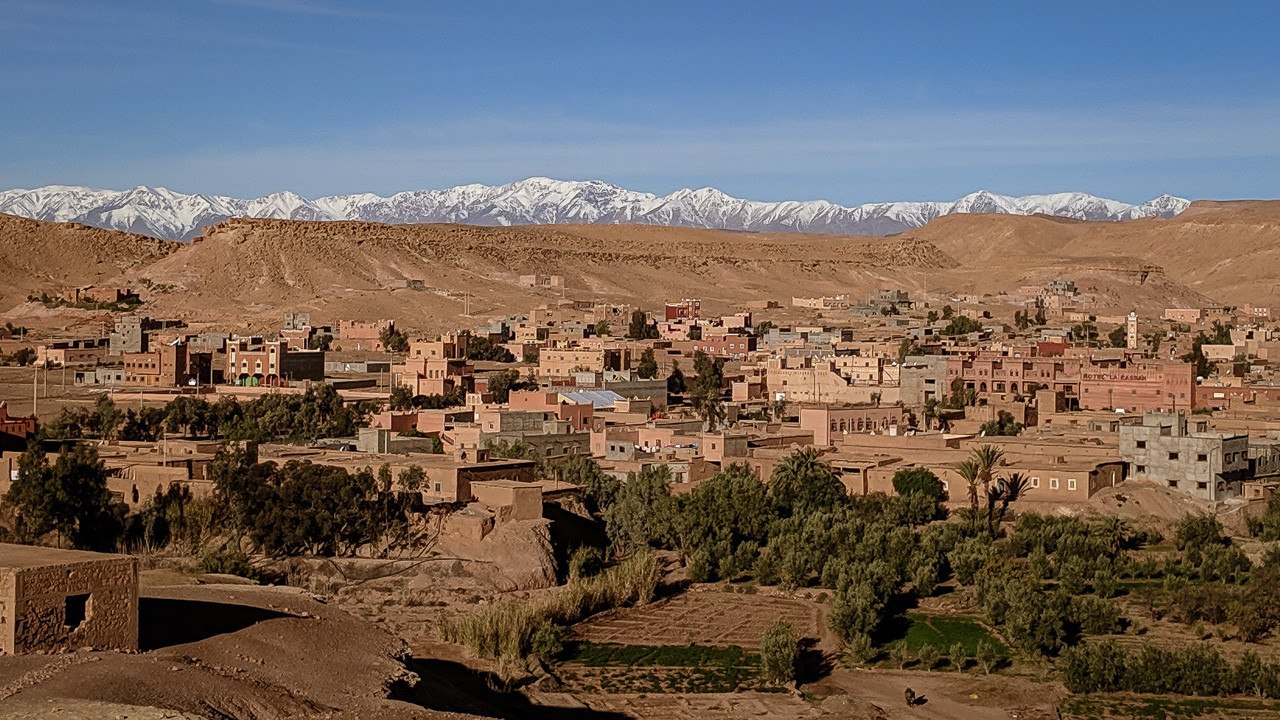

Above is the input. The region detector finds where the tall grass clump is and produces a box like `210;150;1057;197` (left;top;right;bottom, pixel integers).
441;550;660;664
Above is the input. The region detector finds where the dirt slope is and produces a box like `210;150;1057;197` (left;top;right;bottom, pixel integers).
3;200;1277;332
0;212;179;308
121;219;956;331
0;583;470;720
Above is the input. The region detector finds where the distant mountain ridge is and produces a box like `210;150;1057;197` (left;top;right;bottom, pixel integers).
0;177;1190;241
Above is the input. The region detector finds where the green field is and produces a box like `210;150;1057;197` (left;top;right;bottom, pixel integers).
558;642;772;694
898;613;1008;656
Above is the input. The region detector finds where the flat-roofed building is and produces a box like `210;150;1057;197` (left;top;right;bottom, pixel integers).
1120;411;1250;501
0;544;138;655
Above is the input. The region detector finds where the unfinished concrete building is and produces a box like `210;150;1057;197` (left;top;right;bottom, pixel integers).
1119;411;1250;501
0;545;139;654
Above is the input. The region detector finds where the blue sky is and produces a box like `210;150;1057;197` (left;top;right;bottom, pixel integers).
1;1;1277;204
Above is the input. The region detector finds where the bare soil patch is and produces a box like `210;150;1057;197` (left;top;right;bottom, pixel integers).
572;591;821;649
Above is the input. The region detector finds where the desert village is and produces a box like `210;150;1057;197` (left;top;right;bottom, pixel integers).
6;206;1280;720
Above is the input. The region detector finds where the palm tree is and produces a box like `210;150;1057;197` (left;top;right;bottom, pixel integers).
987;472;1030;535
923;398;939;431
956;459;981;510
1094;516;1133;555
971;445;1005;502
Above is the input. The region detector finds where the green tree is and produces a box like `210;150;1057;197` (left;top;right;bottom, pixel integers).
975;640;998;674
542;453;620;512
378;325;410;353
90;394;125;440
388;385;415;411
3;443;125;551
769;447;846;517
897;337;924;364
636;348;659;379
941;316;983;336
466;335;516;362
892;467;946;502
667;360;687;396
1175;513;1225;552
594;320;610;337
1108;327;1127;348
760;621;801;685
397;465;425;493
948;643;967;672
979;410;1022;436
487;368;529;403
1147;331;1163;354
627;310;659;340
604;465;677;551
689;351;726;428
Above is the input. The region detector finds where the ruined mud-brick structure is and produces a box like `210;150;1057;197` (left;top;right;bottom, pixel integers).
0;544;138;654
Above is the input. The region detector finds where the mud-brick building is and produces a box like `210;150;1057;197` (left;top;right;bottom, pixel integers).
0;545;138;654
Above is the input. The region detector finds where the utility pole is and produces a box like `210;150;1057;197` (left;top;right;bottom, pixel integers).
32;368;37;417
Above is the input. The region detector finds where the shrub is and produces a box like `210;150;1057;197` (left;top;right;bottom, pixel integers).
568;546;605;581
888;641;911;669
530;622;564;664
194;545;257;579
917;644;939;670
441;550;660;664
760;620;801;685
842;633;875;667
976;640;998;674
948;643;968;672
892;467;946;502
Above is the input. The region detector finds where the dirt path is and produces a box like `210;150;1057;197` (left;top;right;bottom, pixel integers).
808;668;1065;720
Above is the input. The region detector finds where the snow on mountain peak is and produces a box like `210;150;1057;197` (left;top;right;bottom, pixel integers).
0;178;1191;241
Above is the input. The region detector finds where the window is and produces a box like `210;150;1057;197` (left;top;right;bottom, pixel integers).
433;482;442;493
1136;465;1146;473
1067;479;1077;491
1169;452;1179;461
1197;482;1208;490
1168;480;1178;488
1136;440;1146;449
1031;477;1040;488
1197;454;1207;462
1050;478;1059;490
65;593;90;630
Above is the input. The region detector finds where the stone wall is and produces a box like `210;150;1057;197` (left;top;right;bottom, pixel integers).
6;556;138;654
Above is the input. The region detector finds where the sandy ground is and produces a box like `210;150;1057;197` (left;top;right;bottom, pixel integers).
0;582;473;720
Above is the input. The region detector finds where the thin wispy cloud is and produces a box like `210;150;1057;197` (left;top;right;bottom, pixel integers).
204;0;399;19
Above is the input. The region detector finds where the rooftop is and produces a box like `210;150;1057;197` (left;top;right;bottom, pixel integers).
0;543;134;571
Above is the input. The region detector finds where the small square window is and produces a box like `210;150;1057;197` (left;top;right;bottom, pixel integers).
1169;452;1179;461
1197;482;1208;490
1197;454;1208;462
1168;480;1178;488
1136;440;1146;449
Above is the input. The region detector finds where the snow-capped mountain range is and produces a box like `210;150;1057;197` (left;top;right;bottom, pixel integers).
0;178;1191;242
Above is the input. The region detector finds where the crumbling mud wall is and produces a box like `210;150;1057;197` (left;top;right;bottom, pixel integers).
5;556;138;654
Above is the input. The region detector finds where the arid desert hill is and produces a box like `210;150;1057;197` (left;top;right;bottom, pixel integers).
0;199;1276;332
112;219;957;331
901;199;1280;303
0;213;179;306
